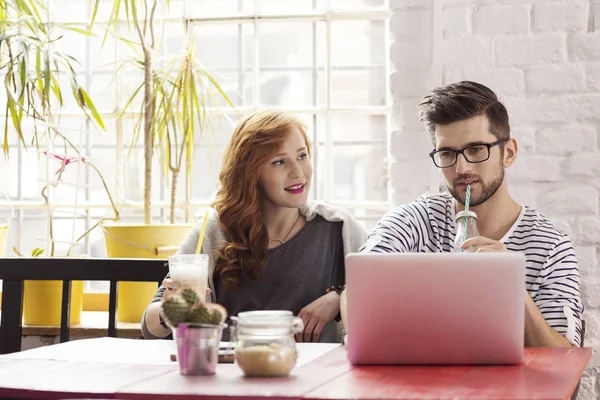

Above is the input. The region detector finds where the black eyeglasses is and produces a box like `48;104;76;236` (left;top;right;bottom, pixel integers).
429;139;508;169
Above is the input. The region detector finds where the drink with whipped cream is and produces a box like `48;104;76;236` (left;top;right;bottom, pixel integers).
168;254;209;299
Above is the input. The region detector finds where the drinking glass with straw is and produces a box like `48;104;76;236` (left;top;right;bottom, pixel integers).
169;209;211;295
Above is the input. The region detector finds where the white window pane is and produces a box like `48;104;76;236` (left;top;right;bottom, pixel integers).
121;146;168;204
329;114;387;142
49;215;87;254
192;24;244;69
54;28;89;71
330;20;385;67
190;145;221;203
89;118;118;146
89;71;117;112
119;72;144;112
89;25;118;72
18;210;47;255
88;148;118;208
294;113;317;144
50;0;89;21
0;148;19;203
190;113;238;202
317;144;387;202
201;113;238;147
162;22;187;57
202;71;248;107
38;160;87;207
121;147;143;203
330;69;386;107
259;22;322;68
23;152;48;201
116;23;145;61
260;71;315;107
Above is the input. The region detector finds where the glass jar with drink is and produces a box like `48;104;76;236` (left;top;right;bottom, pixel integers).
453;210;479;252
230;310;304;377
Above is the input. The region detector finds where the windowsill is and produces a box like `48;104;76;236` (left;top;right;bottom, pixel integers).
0;311;142;338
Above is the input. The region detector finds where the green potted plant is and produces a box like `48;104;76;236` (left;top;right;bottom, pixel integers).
160;286;227;375
90;0;234;322
0;0;114;325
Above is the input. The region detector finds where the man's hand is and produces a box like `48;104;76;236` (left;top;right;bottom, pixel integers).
462;236;573;347
297;291;341;343
461;236;507;253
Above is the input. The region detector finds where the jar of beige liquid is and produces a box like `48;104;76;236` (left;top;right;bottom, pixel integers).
232;310;304;378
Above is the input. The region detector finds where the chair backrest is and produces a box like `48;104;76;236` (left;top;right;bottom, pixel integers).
0;257;167;354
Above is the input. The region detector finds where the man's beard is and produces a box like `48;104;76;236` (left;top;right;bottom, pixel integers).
447;168;504;207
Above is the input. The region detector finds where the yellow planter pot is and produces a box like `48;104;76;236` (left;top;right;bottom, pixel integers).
103;224;192;323
0;224;9;257
23;280;85;325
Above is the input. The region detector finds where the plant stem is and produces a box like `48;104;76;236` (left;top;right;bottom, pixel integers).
143;47;153;224
49;128;120;256
170;169;178;224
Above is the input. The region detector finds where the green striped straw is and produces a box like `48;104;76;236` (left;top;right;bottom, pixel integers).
461;185;471;251
465;185;471;212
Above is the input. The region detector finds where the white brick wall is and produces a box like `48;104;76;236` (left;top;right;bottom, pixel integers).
390;1;600;398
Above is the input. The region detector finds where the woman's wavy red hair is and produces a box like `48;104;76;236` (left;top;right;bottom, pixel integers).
212;110;311;289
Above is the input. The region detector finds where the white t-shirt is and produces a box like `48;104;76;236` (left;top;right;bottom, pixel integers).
362;192;583;346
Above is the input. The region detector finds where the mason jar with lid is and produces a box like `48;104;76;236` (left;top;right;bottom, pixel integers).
230;310;304;377
454;210;480;253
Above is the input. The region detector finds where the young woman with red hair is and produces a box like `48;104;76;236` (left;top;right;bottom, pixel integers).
142;110;367;343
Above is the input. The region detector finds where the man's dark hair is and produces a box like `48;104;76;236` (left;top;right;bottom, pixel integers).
417;81;510;145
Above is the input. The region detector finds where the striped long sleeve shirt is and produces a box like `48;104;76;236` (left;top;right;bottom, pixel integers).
361;192;583;346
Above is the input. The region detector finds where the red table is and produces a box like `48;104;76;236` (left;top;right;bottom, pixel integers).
0;338;591;399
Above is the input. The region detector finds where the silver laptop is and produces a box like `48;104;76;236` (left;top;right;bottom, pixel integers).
345;252;525;365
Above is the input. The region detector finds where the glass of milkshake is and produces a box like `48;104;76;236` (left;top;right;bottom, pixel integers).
168;254;209;298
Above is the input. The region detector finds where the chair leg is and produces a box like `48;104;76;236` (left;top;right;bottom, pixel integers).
59;280;72;343
108;281;118;337
0;280;24;354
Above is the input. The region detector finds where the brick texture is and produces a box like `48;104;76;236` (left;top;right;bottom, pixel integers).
390;3;600;397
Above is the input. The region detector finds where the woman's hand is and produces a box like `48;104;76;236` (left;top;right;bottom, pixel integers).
296;291;340;343
162;279;211;298
162;278;175;290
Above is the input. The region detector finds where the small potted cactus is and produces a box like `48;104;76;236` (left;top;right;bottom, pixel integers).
160;286;227;375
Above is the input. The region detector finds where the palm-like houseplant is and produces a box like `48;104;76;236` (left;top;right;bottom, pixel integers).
90;0;234;322
0;0;119;254
0;0;118;325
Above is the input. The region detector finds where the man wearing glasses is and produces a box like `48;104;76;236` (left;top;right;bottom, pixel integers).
342;81;582;348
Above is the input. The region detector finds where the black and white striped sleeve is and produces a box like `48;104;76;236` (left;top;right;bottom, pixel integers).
535;235;583;346
360;205;419;254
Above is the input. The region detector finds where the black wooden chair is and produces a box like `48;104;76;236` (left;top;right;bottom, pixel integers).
0;257;167;354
